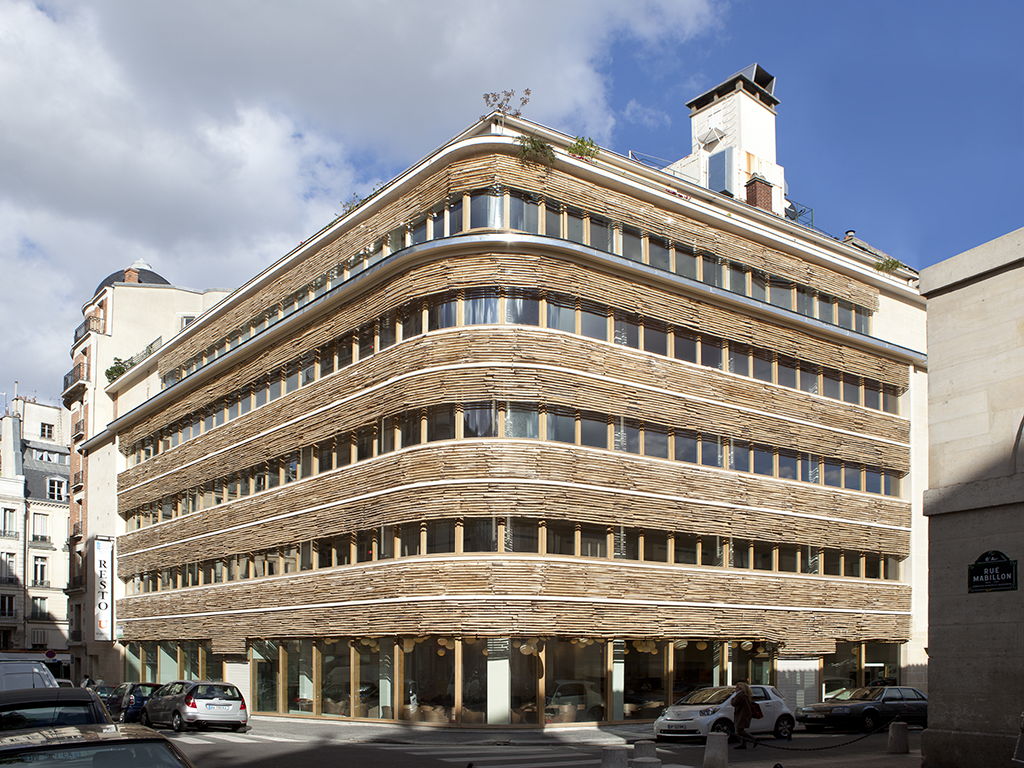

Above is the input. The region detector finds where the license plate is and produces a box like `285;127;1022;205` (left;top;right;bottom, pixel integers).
804;714;824;719
206;704;229;710
666;724;688;730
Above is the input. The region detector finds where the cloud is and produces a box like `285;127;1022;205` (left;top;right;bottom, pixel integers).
623;99;673;130
0;0;724;400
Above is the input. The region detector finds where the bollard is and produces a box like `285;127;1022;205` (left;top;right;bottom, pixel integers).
887;720;909;753
629;757;661;768
602;745;629;768
634;740;657;759
702;731;729;768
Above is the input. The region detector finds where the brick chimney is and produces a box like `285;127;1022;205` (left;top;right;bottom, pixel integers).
123;266;140;284
745;174;772;212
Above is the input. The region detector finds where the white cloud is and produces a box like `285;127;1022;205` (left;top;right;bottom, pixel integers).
623;99;673;130
0;0;724;400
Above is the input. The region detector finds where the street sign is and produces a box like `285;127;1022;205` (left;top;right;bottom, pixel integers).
968;550;1017;593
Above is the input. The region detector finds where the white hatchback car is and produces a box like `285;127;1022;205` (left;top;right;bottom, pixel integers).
653;684;795;742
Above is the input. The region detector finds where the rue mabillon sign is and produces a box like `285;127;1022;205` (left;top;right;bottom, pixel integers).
968;550;1018;593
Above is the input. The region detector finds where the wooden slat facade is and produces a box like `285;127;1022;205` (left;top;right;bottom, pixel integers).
158;150;881;377
117;557;910;657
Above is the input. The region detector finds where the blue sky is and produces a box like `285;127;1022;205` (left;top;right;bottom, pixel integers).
0;0;1021;404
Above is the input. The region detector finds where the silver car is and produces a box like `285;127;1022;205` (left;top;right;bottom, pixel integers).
141;680;247;732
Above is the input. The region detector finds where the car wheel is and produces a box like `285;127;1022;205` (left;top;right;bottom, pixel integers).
171;712;186;732
862;711;878;732
117;710;126;723
773;715;795;739
141;710;153;728
710;719;734;737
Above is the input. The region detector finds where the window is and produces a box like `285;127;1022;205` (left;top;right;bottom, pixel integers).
31;514;48;543
1;509;15;537
509;193;539;233
33;557;47;586
505;403;539;439
546;293;575;333
40;424;54;440
46;479;66;502
0;554;14;581
0;595;13;618
649;237;670;271
505;288;540;326
465;288;499;325
463;402;497;438
30;597;46;619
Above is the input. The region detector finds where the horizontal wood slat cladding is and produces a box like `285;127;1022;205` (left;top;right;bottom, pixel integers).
115;557;910;655
117;334;909;506
159;149;880;376
133;251;904;451
116;444;911;576
122;329;909;487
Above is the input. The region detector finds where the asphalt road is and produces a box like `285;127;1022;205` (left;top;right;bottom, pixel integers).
162;720;923;768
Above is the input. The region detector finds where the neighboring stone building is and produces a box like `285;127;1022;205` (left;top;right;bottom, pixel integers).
0;393;71;675
62;261;228;685
103;65;927;724
919;226;1024;768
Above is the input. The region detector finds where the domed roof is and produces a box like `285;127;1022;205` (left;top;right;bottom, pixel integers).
93;259;171;298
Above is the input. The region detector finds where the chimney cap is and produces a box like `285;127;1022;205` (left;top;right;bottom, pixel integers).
844;230;856;240
686;63;779;113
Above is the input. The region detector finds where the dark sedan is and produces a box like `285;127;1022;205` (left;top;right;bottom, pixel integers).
0;723;197;766
107;682;164;723
796;686;927;732
0;687;112;730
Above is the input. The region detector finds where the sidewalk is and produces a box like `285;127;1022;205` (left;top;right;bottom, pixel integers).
249;715;924;766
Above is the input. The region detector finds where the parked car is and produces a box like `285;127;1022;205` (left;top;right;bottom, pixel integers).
795;686;927;732
0;687;113;730
0;723;197;766
653;684;795;742
106;682;164;723
0;661;58;692
141;680;247;732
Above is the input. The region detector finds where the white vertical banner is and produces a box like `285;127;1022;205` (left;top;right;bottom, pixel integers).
92;539;114;641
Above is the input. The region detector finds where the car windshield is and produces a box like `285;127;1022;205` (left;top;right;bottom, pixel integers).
827;688;856;701
675;687;732;706
841;688;885;702
193;685;241;701
0;741;189;766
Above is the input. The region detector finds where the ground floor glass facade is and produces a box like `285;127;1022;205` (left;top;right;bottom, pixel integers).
123;636;902;725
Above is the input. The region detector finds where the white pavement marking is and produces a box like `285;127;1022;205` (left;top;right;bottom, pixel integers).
246;734;303;741
171;736;209;744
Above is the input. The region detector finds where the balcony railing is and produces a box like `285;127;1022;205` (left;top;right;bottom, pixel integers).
72;419;85;439
71;522;82;539
69;575;84;589
0;577;18;585
73;316;103;346
28;611;54;621
30;535;51;545
69;630;82;642
0;531;17;541
0;609;14;620
31;580;50;588
62;363;89;394
71;471;83;490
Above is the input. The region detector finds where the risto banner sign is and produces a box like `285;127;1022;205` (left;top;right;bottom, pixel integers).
92;538;114;641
